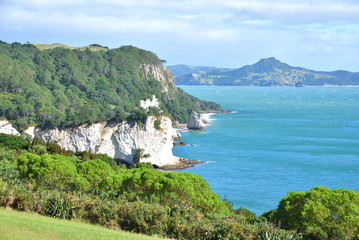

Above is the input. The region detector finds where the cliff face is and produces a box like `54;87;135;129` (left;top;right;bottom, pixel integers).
0;120;20;136
187;111;206;130
23;116;181;167
140;64;177;99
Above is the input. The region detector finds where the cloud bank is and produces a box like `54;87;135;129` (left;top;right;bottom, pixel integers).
1;0;358;71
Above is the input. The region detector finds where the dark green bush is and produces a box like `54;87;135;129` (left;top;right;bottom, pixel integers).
127;108;148;124
0;133;28;150
154;119;161;130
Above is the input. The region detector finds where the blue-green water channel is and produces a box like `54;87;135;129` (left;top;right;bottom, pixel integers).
173;86;359;215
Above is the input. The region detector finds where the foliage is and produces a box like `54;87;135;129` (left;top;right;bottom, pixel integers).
154;119;161;130
98;167;231;215
0;182;301;240
77;159;115;186
127;109;148;124
15;153;79;189
0;133;28;150
267;186;359;239
46;195;77;219
0;161;19;184
0;41;220;131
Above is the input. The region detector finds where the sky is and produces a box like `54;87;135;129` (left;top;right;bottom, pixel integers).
1;0;359;71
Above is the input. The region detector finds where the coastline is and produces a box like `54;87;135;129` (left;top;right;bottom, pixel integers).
165;111;219;170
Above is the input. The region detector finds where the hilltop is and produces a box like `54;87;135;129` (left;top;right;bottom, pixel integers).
170;57;359;86
32;43;110;52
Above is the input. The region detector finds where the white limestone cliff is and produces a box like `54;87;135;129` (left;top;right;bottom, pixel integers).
140;95;160;110
187;111;206;130
0;117;181;167
0;120;20;136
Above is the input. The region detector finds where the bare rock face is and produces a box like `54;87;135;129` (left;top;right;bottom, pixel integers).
140;95;160;110
0;120;20;136
187;111;205;130
24;116;181;167
140;64;176;99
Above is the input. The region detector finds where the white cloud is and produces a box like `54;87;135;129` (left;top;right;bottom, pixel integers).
0;0;359;71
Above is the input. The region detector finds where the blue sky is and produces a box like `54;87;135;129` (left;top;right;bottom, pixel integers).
1;0;359;71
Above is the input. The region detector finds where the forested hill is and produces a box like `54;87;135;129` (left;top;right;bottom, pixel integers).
0;41;219;131
171;57;359;86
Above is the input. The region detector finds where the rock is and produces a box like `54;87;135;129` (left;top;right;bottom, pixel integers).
160;157;204;170
0;120;20;136
173;141;186;146
187;110;206;130
24;116;181;167
140;95;160;110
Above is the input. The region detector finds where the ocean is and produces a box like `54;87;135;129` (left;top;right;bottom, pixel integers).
173;86;359;215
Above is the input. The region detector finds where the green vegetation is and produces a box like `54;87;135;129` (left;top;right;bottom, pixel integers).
0;40;220;131
0;132;304;239
2;132;359;239
172;57;359;86
0;208;157;240
263;187;359;239
154;119;161;130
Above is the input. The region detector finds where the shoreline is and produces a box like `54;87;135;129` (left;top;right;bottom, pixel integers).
167;110;221;170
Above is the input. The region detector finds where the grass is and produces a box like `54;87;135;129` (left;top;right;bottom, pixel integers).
32;43;109;52
0;208;159;240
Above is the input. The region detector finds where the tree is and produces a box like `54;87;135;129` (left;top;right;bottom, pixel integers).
270;186;359;239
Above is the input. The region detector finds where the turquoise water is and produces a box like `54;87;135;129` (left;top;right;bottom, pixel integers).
173;86;359;215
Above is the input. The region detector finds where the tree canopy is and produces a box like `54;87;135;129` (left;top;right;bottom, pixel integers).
0;41;220;131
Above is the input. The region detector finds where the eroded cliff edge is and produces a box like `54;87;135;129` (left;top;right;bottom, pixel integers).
26;116;181;167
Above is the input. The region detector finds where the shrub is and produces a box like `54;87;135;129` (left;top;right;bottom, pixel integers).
154;119;161;130
77;159;115;186
0;133;28;150
0;161;19;183
127;108;148;124
98;167;231;215
46;195;76;219
270;186;359;239
15;153;79;189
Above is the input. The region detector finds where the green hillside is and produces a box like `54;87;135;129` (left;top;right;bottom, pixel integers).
0;41;219;131
173;57;359;86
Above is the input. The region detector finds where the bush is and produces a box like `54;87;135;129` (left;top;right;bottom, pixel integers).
127;108;148;124
15;153;79;189
98;167;231;215
154;119;161;130
270;186;359;239
77;159;115;186
0;133;28;150
46;195;77;219
0;161;19;183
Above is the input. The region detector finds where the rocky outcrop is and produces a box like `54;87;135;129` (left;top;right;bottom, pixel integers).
187;111;206;130
140;95;160;110
24;116;182;167
0;120;20;136
140;64;176;99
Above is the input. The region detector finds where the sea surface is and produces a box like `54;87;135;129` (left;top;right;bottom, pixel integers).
173;86;359;215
